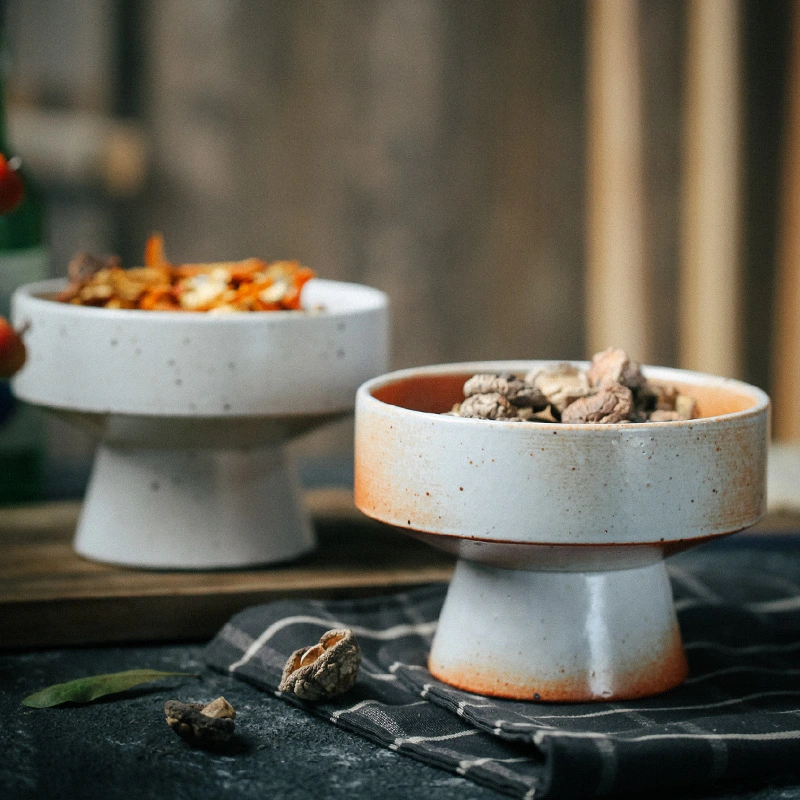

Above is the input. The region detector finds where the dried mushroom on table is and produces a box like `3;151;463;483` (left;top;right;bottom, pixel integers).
279;628;361;701
447;348;698;424
164;696;236;747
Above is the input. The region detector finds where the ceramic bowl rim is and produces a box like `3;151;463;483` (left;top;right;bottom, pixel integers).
15;277;388;322
357;360;770;431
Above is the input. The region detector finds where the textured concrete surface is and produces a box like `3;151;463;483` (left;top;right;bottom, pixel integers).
3;642;800;800
0;643;497;800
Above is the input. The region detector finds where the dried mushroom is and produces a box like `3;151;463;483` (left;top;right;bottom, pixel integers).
654;384;680;411
67;251;121;284
458;392;518;420
445;348;699;425
586;347;644;391
675;394;698;419
164;696;236;746
648;409;682;422
463;373;546;409
561;384;633;424
279;628;361;701
527;363;592;414
198;696;236;719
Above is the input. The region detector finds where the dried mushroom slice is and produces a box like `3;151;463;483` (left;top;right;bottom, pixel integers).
463;373;547;409
508;381;548;409
463;373;519;398
164;697;236;746
527;363;592;414
636;384;697;420
587;347;645;391
200;696;236;719
458;392;518;420
67;252;121;284
561;384;634;424
446;350;701;425
279;628;361;701
636;382;674;413
648;409;682;422
655;384;680;411
674;394;698;420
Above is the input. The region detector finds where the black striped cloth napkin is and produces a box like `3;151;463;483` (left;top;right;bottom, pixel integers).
205;536;800;799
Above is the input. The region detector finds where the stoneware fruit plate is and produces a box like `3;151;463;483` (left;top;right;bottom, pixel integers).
12;277;388;569
354;360;769;702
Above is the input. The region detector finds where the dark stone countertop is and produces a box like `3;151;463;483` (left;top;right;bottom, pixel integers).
1;642;499;800
4;640;800;800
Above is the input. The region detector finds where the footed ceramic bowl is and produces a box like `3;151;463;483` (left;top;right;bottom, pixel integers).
354;361;769;701
12;278;388;568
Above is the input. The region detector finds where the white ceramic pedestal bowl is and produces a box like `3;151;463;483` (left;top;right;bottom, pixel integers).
354;361;769;702
12;278;388;569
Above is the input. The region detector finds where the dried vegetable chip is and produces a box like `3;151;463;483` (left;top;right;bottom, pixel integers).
57;233;316;313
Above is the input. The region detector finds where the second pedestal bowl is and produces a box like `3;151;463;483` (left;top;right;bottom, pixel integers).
13;277;389;569
354;361;769;701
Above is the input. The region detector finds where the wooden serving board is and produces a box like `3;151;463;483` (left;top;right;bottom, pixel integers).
0;489;454;649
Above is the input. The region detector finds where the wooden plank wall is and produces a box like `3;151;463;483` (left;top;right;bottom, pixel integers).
586;0;651;363
774;0;800;441
139;1;588;371
679;0;743;380
7;0;798;466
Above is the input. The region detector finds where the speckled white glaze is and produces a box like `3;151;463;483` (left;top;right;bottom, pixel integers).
11;278;389;568
354;361;770;700
73;444;313;569
429;559;684;701
355;362;768;548
13;278;388;417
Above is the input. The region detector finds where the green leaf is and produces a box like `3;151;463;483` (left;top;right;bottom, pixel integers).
22;669;199;708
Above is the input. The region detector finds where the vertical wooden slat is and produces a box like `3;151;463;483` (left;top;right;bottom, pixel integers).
678;0;743;378
586;0;651;362
773;0;800;441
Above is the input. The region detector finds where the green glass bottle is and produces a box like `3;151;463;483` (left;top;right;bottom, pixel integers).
0;13;49;503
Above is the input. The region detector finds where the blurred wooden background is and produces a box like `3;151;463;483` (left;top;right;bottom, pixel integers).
2;0;798;492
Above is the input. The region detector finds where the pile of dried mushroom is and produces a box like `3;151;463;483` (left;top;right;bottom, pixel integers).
446;348;698;424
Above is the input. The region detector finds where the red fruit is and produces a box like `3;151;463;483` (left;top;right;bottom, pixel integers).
0;316;26;378
0;154;24;214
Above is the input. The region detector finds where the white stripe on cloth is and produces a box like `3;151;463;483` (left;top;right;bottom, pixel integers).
361;671;398;682
667;566;724;602
676;592;800;615
743;573;800;596
607;702;656;729
228;615;437;672
678;721;728;780
685;665;800;684
488;690;800;723
684;639;800;654
393;663;490;701
389;729;479;750
675;597;714;612
492;722;559;733
746;595;800;613
455;755;533;776
330;698;427;721
533;728;800;745
455;699;496;716
592;736;619;796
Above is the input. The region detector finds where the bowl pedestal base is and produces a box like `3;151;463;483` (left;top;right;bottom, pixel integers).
73;443;315;569
428;558;689;702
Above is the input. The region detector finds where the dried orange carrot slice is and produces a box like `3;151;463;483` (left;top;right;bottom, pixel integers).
144;233;168;268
